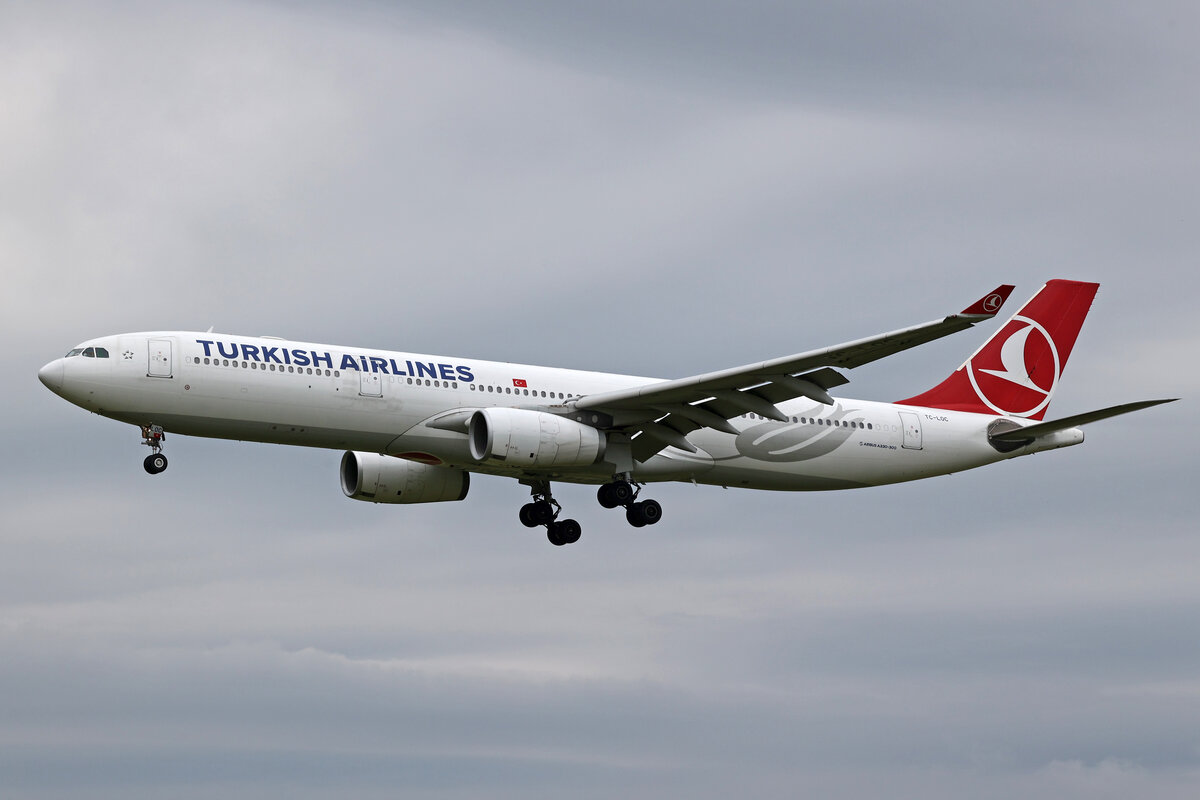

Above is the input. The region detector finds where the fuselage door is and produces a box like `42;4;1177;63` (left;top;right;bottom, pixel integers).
148;338;173;378
359;369;382;398
898;411;923;450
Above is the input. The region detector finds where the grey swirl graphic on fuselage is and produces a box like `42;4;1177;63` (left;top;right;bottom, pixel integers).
729;404;864;463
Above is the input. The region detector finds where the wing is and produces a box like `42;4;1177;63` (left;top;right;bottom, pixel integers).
573;284;1016;462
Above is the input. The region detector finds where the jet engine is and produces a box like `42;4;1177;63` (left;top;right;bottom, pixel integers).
340;451;470;504
468;407;605;468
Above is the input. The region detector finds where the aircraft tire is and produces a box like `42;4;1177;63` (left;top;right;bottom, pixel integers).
639;499;663;525
626;503;648;528
610;480;635;505
558;519;581;544
519;503;539;528
530;500;555;525
597;484;620;509
144;453;167;474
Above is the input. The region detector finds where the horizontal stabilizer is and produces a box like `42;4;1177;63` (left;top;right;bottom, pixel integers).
989;398;1177;442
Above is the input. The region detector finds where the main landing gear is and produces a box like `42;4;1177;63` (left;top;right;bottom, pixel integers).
519;480;582;547
597;478;663;528
517;477;662;547
141;424;168;474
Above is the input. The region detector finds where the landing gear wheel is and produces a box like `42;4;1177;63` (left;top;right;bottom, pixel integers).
519;503;539;528
626;503;648;528
529;500;556;525
638;498;663;525
144;453;168;474
547;519;582;546
598;480;635;509
597;484;619;509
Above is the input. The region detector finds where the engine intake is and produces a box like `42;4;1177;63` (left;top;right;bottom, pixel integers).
340;451;470;504
469;407;605;468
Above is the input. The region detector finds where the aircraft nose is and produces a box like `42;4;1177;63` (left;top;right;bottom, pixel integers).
38;359;64;393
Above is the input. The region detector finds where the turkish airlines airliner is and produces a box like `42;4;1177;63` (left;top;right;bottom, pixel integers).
38;280;1173;545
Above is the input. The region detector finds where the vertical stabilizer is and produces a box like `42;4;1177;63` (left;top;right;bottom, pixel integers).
897;279;1099;420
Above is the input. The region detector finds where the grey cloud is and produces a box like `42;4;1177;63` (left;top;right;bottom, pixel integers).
3;0;1198;797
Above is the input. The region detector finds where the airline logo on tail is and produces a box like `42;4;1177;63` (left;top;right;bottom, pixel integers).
968;315;1060;417
898;279;1099;420
981;292;1007;313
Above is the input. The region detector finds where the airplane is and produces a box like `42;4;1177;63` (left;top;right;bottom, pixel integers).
38;279;1174;546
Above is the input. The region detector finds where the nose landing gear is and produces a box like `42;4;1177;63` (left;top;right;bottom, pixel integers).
141;424;168;474
519;480;582;546
597;478;663;528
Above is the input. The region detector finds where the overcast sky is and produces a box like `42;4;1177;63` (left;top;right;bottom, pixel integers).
2;1;1198;797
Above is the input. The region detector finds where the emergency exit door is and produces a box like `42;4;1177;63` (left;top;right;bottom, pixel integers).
898;411;923;450
359;370;382;397
148;338;172;378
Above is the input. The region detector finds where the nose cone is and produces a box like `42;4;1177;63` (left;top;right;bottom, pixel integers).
38;359;64;394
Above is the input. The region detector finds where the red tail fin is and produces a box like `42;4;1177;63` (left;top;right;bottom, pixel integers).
897;279;1099;420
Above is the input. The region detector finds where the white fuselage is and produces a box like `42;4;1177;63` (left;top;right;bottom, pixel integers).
39;331;1080;491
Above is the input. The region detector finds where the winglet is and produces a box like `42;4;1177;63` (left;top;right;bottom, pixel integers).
959;284;1016;317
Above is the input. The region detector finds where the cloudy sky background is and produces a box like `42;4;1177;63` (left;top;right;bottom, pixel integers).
2;1;1198;797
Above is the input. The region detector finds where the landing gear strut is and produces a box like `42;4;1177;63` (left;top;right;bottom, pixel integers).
141;424;168;474
519;480;582;546
597;478;663;528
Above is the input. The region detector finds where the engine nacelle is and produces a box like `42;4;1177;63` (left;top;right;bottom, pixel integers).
468;407;605;468
340;451;470;504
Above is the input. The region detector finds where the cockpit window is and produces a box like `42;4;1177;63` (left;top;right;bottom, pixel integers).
64;346;109;358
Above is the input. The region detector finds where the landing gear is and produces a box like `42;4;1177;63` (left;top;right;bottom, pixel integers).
598;478;663;528
547;518;582;546
519;480;582;546
519;499;556;528
625;498;662;528
140;424;167;475
596;480;634;508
